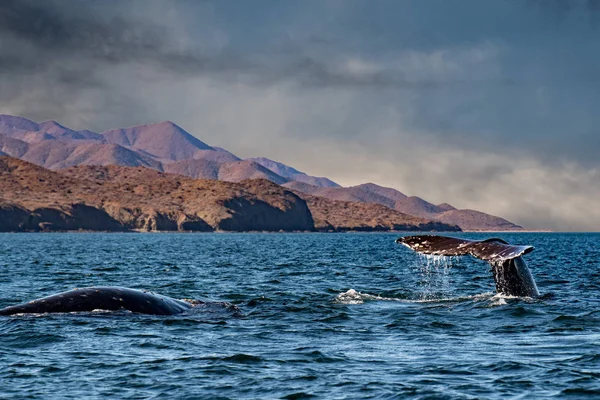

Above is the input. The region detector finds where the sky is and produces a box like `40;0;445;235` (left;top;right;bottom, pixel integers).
1;0;600;231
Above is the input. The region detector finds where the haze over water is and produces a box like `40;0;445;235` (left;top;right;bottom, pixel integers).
0;232;598;398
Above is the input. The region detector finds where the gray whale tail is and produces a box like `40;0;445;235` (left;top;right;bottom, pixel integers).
396;235;539;297
0;286;238;316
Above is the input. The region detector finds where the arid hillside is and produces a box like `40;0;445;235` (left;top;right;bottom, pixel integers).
0;156;459;232
283;181;522;231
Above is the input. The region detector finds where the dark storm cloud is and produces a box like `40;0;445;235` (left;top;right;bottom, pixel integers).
0;0;256;124
3;0;600;78
0;0;522;135
0;0;249;77
0;0;526;89
0;0;164;66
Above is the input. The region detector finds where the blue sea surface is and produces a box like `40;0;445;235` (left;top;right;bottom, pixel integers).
0;232;599;399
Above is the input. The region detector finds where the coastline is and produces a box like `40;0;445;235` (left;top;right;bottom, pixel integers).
0;229;563;234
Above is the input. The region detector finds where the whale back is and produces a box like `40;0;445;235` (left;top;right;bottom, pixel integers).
396;235;539;297
0;287;194;316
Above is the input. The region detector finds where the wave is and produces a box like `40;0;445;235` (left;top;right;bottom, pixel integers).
333;289;530;306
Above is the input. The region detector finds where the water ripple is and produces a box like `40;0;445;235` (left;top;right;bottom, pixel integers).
0;232;598;398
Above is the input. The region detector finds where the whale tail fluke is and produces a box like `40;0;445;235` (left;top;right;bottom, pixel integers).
396;235;539;297
396;235;533;262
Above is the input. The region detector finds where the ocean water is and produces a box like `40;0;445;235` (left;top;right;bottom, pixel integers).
0;232;598;399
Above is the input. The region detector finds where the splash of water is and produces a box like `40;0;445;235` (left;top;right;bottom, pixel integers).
414;254;457;300
334;289;499;306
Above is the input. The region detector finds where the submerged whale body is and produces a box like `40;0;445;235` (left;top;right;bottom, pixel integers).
396;235;539;297
0;286;239;316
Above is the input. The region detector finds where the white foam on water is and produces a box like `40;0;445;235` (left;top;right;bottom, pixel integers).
487;292;536;306
407;292;496;304
334;289;398;305
334;289;498;305
489;297;507;306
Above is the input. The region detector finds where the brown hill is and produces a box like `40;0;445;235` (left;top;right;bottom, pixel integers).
434;209;521;231
193;148;240;163
284;181;522;231
217;160;289;184
354;183;407;201
283;181;399;209
0;115;104;143
0;156;313;232
0;114;40;135
0;156;459;233
62;143;163;170
248;157;340;187
436;203;457;212
62;162;457;232
101;121;213;161
163;159;220;180
294;192;458;232
164;159;289;184
394;196;446;217
0;134;29;157
15;140;163;171
282;181;324;194
0;121;290;186
37;120;105;142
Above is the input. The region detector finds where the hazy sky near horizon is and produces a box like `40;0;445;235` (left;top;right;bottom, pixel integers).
1;0;600;230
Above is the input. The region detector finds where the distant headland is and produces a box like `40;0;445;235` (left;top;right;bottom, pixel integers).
0;114;523;232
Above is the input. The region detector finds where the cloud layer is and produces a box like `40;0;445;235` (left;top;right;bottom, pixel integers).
2;0;600;230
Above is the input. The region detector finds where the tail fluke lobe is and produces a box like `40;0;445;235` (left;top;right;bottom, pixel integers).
396;235;533;262
396;235;539;297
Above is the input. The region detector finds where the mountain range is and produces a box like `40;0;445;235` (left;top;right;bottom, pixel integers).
0;157;458;232
0;114;522;230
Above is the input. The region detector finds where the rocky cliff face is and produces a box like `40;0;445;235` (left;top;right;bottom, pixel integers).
0;156;459;232
0;202;125;232
0;202;30;232
0;157;314;232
